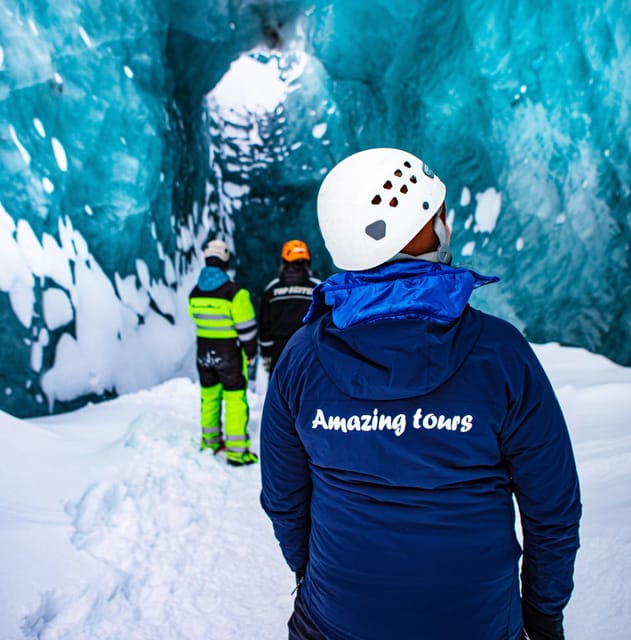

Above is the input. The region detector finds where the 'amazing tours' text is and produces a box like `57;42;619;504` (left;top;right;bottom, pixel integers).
311;408;473;437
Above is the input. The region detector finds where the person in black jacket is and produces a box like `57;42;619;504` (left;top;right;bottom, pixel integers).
258;240;320;374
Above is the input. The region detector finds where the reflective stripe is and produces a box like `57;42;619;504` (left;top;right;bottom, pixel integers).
202;426;221;435
269;295;313;302
234;319;256;331
238;328;257;341
201;426;222;445
235;318;257;343
225;434;249;442
193;313;231;321
198;325;237;332
225;444;249;453
259;339;274;347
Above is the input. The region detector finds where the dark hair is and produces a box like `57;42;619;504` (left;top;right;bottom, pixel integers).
282;258;309;268
205;256;228;269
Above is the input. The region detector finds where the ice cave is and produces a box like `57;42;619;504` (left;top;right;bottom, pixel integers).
0;0;629;416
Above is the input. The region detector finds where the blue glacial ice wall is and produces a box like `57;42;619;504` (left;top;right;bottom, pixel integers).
0;0;629;417
0;0;199;417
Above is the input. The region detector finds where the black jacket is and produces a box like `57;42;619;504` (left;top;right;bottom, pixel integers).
258;262;320;371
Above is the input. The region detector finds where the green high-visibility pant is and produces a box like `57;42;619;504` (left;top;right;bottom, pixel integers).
200;384;251;455
200;384;222;449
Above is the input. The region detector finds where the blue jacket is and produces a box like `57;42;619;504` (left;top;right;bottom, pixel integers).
260;260;581;640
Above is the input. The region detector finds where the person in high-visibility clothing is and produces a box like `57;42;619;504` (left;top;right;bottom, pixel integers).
188;239;258;466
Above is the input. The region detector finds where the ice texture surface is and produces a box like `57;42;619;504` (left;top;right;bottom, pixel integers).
0;0;629;416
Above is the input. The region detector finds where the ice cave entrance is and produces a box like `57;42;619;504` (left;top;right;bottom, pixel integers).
202;46;315;258
201;44;332;284
210;49;301;117
206;48;307;155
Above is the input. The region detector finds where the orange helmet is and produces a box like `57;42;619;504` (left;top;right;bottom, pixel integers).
281;240;311;262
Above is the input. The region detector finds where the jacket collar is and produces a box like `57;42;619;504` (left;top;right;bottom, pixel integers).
197;266;230;292
304;260;498;329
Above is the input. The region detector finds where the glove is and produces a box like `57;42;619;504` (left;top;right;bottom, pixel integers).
522;600;564;640
262;356;272;373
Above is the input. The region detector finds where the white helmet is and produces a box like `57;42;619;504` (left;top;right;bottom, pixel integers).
317;148;446;270
203;239;230;262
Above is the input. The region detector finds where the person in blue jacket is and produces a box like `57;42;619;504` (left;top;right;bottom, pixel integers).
259;148;581;640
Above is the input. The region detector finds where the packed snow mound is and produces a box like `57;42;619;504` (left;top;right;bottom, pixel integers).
0;344;630;638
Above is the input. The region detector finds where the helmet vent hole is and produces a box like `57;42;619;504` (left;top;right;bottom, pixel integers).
371;195;382;205
394;169;403;177
403;161;411;168
422;201;430;210
389;197;398;207
365;219;386;240
422;163;435;178
383;180;392;189
400;185;408;194
410;175;417;184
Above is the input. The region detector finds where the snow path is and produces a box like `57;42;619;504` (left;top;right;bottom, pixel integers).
4;379;293;640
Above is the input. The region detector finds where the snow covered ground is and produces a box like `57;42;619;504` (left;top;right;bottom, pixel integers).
0;343;630;640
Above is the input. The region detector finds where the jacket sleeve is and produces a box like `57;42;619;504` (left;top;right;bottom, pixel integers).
258;289;274;358
231;287;258;359
259;370;311;573
187;289;196;321
499;335;581;617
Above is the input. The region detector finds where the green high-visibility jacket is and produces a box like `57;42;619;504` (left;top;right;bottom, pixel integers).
188;276;258;359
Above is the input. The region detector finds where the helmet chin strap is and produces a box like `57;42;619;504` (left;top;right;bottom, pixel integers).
432;214;453;265
391;214;453;265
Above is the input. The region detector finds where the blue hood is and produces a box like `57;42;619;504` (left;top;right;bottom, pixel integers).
197;266;229;291
304;261;498;400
